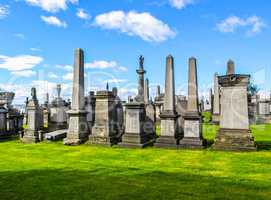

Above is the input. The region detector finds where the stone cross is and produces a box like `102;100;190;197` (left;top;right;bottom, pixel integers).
227;60;235;75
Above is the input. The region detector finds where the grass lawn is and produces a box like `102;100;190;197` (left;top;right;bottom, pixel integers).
0;125;271;200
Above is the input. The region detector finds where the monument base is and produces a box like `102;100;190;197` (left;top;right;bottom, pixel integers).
64;110;89;146
213;128;256;151
119;132;154;148
212;114;220;125
154;136;177;148
21;130;40;143
178;137;206;149
88;135;119;146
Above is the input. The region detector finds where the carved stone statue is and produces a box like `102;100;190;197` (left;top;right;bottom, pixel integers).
31;87;37;100
139;55;144;69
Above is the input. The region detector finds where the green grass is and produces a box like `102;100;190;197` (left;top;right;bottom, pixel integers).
0;125;271;200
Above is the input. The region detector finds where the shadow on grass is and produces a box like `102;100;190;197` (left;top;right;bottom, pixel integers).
256;141;271;151
0;168;270;200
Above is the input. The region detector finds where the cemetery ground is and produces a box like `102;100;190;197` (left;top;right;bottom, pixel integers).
0;124;271;199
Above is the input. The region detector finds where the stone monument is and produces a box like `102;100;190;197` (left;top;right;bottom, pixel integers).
212;73;220;124
64;49;89;145
179;57;206;148
155;55;179;148
213;61;256;151
89;90;118;146
21;88;40;143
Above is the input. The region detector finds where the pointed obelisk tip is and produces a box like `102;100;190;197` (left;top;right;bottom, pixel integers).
189;56;197;61
106;82;109;91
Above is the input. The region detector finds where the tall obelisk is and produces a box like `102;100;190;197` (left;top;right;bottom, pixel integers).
64;48;88;145
179;57;206;148
155;55;179;148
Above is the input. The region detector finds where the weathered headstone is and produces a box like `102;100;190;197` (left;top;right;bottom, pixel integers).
179;57;206;148
212;73;220;124
155;55;179;148
89;90;118;146
213;63;256;151
21;88;40;143
64;49;89;145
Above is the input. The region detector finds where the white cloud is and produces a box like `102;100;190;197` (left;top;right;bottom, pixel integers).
30;47;42;52
77;8;91;20
14;33;26;40
11;70;36;77
41;15;67;28
62;72;73;81
169;0;194;9
94;10;176;42
0;5;9;19
216;15;265;35
85;60;127;72
25;0;78;13
0;54;43;71
103;79;127;84
48;72;58;79
56;64;73;71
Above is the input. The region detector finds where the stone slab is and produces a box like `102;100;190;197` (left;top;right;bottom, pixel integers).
45;129;67;141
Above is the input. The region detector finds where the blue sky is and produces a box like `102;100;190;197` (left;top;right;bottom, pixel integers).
0;0;271;104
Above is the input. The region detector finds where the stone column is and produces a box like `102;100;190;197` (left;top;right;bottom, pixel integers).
213;71;256;151
212;73;220;124
155;55;179;148
0;106;7;134
135;56;146;102
179;57;206;148
227;60;235;75
64;48;89;145
156;85;161;97
21;88;40;143
144;78;149;104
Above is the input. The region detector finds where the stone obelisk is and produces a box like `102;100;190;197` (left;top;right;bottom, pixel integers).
64;48;88;145
155;55;179;148
212;73;220;124
179;57;206;148
144;78;149;104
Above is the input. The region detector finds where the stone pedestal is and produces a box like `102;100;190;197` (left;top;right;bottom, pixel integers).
21;97;40;143
120;102;153;148
213;74;256;151
155;111;179;148
64;110;88;145
179;113;206;148
88;91;118;146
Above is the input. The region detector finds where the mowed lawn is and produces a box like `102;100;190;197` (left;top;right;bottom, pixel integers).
0;125;271;200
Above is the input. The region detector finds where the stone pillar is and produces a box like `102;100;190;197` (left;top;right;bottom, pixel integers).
0;106;7;134
89;91;118;146
21;88;40;143
134;55;146;102
155;55;179;148
85;91;96;128
212;73;220;124
227;60;235;75
213;72;256;151
64;48;89;145
156;85;161;97
144;78;149;104
179;57;206;148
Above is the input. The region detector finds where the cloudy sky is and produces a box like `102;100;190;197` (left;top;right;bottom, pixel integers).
0;0;271;104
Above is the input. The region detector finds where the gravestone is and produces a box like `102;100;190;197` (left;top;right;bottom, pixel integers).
155;55;179;148
120;56;153;148
64;49;89;145
213;64;256;151
85;91;96;130
212;73;220;124
89;90;118;146
21;88;40;143
179;57;206;148
154;85;164;122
